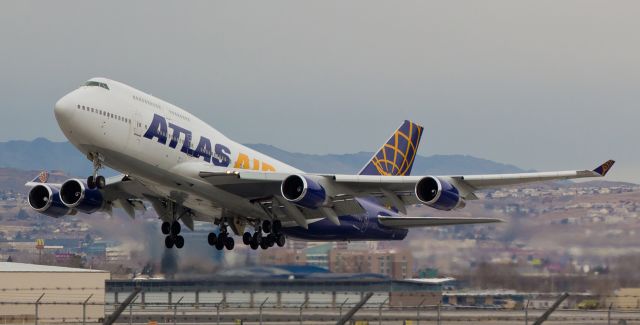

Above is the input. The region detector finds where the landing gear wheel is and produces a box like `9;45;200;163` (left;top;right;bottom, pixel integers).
207;233;217;246
96;175;106;189
87;176;96;189
171;221;181;235
262;220;272;233
276;234;286;247
267;234;276;247
250;233;260;250
215;233;226;250
273;220;282;233
161;222;171;235
165;236;174;249
260;240;269;250
175;235;185;249
242;232;252;245
224;237;235;250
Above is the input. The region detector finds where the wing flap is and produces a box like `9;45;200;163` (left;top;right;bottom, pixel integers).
378;216;502;228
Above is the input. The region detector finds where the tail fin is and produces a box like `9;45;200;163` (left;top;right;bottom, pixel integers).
593;160;615;176
359;120;424;176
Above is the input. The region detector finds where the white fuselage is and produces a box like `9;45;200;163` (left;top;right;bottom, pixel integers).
53;77;300;220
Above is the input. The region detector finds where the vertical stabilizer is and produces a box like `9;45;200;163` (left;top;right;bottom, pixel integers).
359;120;423;176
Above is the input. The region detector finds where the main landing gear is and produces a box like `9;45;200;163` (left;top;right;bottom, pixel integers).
162;220;185;249
242;220;286;250
207;222;235;251
86;152;106;189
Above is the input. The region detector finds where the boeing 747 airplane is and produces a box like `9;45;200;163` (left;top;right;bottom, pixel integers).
26;78;615;251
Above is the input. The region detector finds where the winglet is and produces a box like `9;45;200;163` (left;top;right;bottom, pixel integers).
593;160;615;176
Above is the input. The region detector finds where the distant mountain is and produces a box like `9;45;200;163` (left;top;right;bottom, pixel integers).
0;138;525;177
245;144;527;175
0;138;93;176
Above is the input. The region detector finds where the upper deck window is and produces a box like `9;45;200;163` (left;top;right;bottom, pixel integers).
84;81;110;90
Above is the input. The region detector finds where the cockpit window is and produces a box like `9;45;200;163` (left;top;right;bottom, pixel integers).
84;81;110;90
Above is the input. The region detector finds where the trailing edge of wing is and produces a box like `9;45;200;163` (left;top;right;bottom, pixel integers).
378;216;502;229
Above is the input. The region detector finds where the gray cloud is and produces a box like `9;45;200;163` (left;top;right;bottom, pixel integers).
0;1;636;181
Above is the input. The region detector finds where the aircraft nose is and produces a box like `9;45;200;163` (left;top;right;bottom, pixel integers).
53;93;75;123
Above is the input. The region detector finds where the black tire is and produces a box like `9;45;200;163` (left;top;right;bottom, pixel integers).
161;222;171;235
250;240;259;250
260;240;269;250
273;220;282;233
242;232;252;245
175;235;185;249
164;236;174;249
207;233;217;246
96;175;106;189
171;221;181;235
267;234;276;247
276;234;286;247
262;220;272;233
215;233;226;250
224;237;235;250
87;176;96;189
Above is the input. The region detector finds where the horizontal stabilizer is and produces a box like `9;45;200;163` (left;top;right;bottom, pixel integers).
378;216;502;229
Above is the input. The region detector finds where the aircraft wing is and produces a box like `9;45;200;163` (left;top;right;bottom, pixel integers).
198;160;614;227
98;175;221;229
332;159;615;201
377;216;502;228
27;171;219;230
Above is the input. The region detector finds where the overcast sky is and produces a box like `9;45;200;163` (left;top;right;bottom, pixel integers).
0;1;637;182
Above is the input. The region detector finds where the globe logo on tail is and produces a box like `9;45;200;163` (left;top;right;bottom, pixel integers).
360;120;424;176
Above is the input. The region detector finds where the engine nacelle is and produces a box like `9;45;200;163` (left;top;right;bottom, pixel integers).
281;175;326;209
415;176;466;211
59;179;104;214
28;184;72;218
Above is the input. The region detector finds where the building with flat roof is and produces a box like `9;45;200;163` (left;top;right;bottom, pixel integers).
329;248;414;279
0;262;110;322
107;265;442;307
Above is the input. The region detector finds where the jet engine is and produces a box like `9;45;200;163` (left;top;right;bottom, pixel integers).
415;176;466;211
59;179;104;214
27;184;72;218
281;175;326;209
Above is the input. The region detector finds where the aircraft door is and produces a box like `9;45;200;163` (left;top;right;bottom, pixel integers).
133;111;144;137
127;110;144;153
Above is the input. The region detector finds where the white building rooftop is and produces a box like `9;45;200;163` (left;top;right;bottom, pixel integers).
0;262;107;273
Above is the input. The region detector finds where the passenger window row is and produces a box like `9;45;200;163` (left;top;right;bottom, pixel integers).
133;95;161;110
169;109;190;122
77;104;131;124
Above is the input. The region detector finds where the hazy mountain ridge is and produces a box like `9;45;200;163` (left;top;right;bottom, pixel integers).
0;138;525;177
245;143;527;175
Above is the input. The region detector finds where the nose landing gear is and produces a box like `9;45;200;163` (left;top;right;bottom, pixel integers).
86;153;106;189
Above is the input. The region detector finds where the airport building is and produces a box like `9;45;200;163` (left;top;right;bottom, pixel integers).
328;248;414;279
0;262;110;322
107;265;443;307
